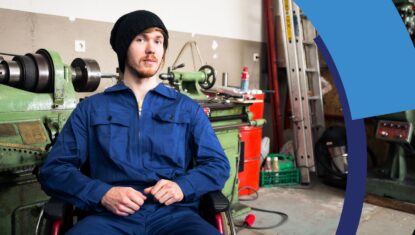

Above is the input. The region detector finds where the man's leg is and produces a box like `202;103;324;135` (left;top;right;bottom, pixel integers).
147;206;221;235
66;212;145;235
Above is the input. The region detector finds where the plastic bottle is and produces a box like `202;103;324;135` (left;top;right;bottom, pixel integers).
272;157;279;172
265;157;272;172
240;66;250;92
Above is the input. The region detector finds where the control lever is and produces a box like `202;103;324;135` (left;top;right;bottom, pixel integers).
159;66;175;85
159;73;174;81
172;63;185;70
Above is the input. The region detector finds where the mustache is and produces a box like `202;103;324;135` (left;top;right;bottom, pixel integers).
142;56;158;62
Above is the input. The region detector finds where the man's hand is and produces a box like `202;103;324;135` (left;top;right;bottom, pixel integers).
101;186;147;216
144;179;184;206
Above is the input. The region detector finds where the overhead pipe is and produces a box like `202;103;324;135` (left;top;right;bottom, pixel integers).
263;0;283;152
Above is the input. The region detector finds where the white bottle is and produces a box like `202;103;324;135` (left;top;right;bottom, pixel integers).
265;157;272;172
272;157;279;172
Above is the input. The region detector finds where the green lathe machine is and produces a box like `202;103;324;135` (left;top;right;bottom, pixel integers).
0;49;106;235
160;65;265;213
0;47;263;234
366;110;415;203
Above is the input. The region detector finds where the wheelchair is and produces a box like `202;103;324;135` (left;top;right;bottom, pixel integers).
40;190;236;235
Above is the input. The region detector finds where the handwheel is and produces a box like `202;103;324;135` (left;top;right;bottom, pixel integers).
198;65;216;90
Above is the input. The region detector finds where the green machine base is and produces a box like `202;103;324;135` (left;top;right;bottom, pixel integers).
366;177;415;204
0;48;105;235
367;110;415;204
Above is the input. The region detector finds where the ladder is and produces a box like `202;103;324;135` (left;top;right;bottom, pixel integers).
301;13;325;145
276;0;325;183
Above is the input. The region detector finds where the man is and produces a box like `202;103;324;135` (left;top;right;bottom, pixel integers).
39;10;230;235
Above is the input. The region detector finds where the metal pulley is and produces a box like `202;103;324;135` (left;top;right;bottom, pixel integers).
71;58;101;92
33;49;55;92
0;50;54;92
0;51;54;92
0;59;20;85
12;54;41;92
0;49;103;93
0;56;4;83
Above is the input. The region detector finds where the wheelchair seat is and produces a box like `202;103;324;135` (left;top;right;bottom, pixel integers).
41;190;235;235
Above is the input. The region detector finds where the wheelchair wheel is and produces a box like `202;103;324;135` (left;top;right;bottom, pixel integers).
220;211;236;235
36;215;53;235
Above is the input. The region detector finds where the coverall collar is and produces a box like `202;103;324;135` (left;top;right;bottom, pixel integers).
104;81;177;100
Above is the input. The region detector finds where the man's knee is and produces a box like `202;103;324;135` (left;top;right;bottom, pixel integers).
66;213;142;235
149;208;221;235
65;215;108;235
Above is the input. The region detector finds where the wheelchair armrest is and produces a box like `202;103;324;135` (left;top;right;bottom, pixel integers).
43;198;70;220
201;190;229;212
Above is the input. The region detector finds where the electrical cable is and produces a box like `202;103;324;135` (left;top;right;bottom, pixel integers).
236;186;288;231
238;186;259;201
234;206;288;230
249;206;288;229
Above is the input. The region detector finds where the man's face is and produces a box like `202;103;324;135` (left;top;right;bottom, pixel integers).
125;29;165;78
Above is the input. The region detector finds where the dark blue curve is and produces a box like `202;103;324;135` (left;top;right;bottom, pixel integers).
315;36;367;235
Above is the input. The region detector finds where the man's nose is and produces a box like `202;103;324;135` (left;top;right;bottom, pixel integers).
145;42;156;54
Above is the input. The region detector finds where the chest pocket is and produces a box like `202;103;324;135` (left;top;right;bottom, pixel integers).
91;110;130;160
153;112;191;124
149;111;191;170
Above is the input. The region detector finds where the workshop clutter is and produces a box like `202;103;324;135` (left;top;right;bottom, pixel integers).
260;154;300;187
240;66;250;92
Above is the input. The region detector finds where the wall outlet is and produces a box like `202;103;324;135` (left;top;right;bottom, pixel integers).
253;53;260;62
75;40;86;52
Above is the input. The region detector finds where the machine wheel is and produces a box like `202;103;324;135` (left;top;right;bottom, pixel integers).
27;53;51;92
198;65;216;90
12;55;37;91
71;58;101;92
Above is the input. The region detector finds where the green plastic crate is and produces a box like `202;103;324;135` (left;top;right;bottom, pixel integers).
260;154;300;187
260;168;300;187
268;154;295;171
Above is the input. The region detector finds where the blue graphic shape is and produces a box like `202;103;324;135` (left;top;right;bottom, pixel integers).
315;36;367;235
296;0;415;119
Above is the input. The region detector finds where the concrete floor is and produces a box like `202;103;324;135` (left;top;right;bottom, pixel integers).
358;203;415;235
232;178;415;235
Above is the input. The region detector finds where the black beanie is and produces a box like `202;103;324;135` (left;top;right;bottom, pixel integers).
110;10;169;72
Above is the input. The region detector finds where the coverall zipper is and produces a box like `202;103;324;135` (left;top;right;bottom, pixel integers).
136;91;150;167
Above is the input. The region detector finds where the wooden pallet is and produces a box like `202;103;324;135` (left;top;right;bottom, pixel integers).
365;194;415;214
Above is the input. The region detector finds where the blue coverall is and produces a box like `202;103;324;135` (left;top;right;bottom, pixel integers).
39;82;230;234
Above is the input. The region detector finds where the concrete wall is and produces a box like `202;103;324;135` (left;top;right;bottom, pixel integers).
0;6;278;150
0;0;264;42
0;8;265;96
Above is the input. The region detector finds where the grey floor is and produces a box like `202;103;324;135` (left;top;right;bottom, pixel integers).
232;178;415;235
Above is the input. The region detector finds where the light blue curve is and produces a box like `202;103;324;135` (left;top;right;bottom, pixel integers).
295;0;415;119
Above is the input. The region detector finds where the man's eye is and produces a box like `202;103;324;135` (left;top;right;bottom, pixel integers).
136;38;145;43
155;40;163;45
